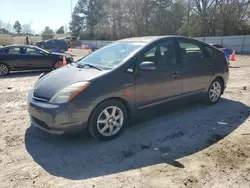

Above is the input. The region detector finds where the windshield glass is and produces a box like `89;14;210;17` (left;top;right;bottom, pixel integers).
77;42;145;69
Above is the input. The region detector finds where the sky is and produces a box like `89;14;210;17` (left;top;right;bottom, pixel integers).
0;0;78;33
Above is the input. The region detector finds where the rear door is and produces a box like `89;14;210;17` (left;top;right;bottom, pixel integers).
5;47;29;69
176;38;214;94
135;38;182;108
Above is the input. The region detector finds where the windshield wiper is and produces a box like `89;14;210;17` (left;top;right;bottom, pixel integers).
77;64;103;71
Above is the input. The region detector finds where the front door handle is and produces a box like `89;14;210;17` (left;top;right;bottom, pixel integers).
172;71;180;79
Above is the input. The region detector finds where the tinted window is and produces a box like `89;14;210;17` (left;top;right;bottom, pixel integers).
205;46;215;57
8;47;21;54
178;40;204;59
0;48;6;54
142;39;177;67
47;40;54;44
23;47;39;55
78;42;144;69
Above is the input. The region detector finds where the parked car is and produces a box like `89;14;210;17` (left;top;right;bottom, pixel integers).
211;44;232;60
0;45;73;75
36;39;68;53
28;36;229;140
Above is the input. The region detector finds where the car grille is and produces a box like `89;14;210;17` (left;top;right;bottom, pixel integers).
31;116;50;130
32;95;49;102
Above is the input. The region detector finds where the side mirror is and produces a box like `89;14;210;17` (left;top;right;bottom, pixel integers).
139;61;156;71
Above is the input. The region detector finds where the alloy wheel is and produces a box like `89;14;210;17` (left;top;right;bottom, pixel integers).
209;81;222;102
0;64;9;76
97;106;124;136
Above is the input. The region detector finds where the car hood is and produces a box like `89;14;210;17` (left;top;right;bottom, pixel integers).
33;65;107;100
50;52;71;59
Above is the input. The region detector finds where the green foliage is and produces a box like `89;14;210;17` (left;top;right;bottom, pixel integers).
13;21;22;34
70;0;250;39
56;26;65;34
42;26;54;35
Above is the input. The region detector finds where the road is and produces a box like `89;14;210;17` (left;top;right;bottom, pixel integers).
0;55;250;188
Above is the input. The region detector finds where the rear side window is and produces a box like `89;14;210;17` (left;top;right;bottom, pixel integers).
8;47;21;54
204;46;215;57
178;39;204;59
0;48;6;54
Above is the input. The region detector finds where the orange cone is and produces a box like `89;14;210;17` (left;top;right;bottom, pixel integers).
230;50;236;61
62;56;67;66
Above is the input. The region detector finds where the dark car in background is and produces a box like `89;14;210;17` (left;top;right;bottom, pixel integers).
0;45;73;75
36;39;68;53
28;36;229;141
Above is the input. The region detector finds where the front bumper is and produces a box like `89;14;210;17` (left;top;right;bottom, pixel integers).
27;92;88;135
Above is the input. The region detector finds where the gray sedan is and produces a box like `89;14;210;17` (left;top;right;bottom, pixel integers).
27;36;229;140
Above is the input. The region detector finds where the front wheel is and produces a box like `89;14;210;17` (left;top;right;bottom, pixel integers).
205;79;223;104
0;63;10;76
88;100;128;141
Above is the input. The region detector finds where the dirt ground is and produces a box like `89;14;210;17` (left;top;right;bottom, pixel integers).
0;55;250;188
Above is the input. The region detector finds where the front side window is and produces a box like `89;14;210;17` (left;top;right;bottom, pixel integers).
178;39;204;59
77;42;145;69
23;48;39;55
141;39;177;68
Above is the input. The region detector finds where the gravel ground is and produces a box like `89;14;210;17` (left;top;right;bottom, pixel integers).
0;55;250;188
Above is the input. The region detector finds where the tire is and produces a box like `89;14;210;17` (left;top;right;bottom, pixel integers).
0;63;10;76
88;99;128;141
205;78;223;104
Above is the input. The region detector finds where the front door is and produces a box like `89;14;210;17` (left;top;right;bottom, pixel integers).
5;47;28;69
135;39;182;108
22;47;52;68
176;38;214;94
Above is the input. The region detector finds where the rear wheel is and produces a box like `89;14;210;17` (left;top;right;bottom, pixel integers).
88;100;128;141
0;63;10;76
205;78;223;104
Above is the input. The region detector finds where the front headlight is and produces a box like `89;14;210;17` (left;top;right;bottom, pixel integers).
50;82;89;104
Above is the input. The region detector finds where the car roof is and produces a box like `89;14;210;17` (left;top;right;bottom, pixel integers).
2;44;38;48
117;35;189;43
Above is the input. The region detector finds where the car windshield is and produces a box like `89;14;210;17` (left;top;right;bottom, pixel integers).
35;47;48;53
77;42;145;69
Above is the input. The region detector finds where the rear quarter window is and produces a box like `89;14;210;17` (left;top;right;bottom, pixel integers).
204;46;215;57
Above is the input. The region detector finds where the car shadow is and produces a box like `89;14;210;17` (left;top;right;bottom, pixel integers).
25;98;250;180
2;70;47;78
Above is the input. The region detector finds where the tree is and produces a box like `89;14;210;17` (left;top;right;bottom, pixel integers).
56;26;65;34
4;22;13;33
86;0;105;37
64;25;69;33
69;0;88;37
42;26;54;35
13;21;22;34
70;0;250;39
22;23;32;34
0;19;3;28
